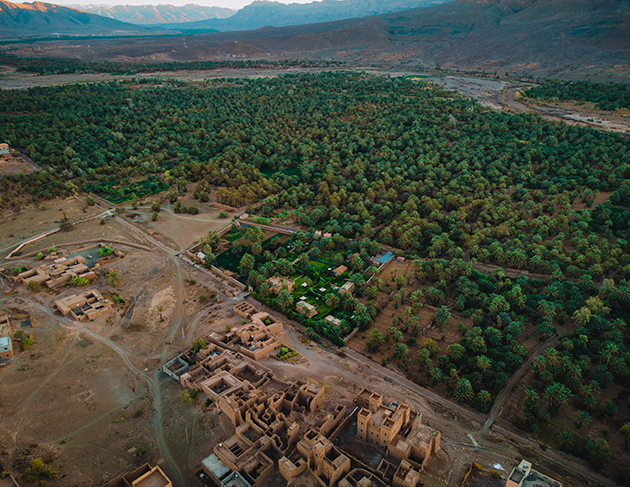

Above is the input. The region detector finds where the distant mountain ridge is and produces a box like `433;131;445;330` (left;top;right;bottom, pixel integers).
71;3;235;24
0;0;153;37
161;0;451;31
66;0;627;76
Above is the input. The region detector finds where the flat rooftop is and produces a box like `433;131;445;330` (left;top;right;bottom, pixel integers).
522;471;562;487
222;472;251;487
133;468;171;487
202;453;231;480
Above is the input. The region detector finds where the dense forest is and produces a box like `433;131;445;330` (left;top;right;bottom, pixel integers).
1;72;629;478
0;53;343;75
523;80;630;111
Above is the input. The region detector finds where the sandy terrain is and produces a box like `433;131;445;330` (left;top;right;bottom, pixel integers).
130;204;232;252
0;197;104;259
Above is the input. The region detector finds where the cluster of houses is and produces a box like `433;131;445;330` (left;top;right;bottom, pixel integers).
161;312;443;487
17;244;124;290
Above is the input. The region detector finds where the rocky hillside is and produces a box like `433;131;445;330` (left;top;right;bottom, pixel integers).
0;0;152;37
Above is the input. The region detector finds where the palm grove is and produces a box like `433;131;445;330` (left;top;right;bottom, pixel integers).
1;72;629;481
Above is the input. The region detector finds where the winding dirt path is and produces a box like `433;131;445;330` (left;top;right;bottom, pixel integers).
480;335;561;433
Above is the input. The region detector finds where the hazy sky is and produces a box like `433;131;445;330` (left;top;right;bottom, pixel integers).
24;0;317;10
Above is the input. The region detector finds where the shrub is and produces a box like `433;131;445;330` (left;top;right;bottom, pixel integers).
226;323;232;332
72;276;89;286
47;247;56;253
98;246;113;257
182;390;195;405
199;294;207;303
106;270;120;286
192;338;206;353
26;281;42;292
251;216;271;225
151;212;158;221
218;212;227;218
36;253;44;260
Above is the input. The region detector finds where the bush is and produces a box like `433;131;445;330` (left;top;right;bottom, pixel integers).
72;276;89;286
199;294;207;303
218;212;227;218
106;270;120;286
36;253;44;260
98;246;113;257
26;281;42;292
151;212;158;221
21;458;56;482
192;338;206;353
251;216;271;225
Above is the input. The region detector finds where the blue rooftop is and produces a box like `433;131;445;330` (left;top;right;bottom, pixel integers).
378;252;394;264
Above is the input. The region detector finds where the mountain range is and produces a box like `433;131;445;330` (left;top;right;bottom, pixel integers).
71;3;235;24
158;0;451;31
36;0;622;76
0;0;152;36
1;0;628;77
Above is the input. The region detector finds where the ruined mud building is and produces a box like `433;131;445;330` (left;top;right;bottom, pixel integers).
18;244;124;289
18;255;97;289
54;289;113;321
163;308;442;487
100;463;172;487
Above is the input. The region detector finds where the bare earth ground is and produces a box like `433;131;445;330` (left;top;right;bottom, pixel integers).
0;150;40;178
0;197;105;259
129;203;232;252
501;85;630;134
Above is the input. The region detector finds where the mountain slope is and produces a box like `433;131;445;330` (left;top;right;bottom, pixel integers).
69;0;628;75
163;0;451;32
0;0;152;36
72;4;235;25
